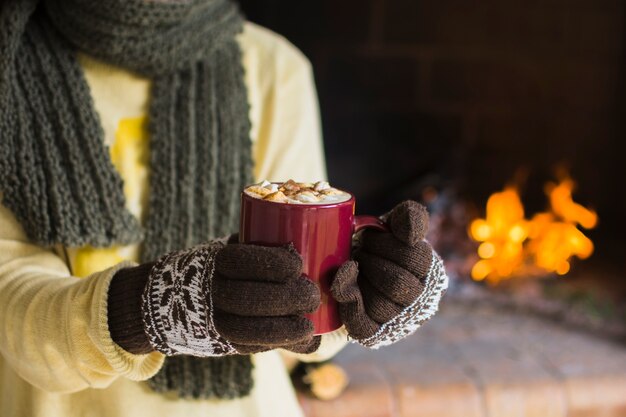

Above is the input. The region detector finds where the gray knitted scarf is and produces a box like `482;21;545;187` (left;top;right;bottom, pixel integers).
0;0;254;400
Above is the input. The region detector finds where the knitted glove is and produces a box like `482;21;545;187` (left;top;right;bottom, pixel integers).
330;201;448;349
108;239;321;357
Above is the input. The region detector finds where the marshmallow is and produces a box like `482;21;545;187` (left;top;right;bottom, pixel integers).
245;179;350;205
264;191;288;202
321;188;343;196
245;185;273;198
314;181;330;192
294;191;321;203
282;179;301;192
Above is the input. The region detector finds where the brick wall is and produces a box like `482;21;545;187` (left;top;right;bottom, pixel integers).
238;0;625;240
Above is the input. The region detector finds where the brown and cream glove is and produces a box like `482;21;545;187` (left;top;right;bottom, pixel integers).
108;239;321;357
331;200;448;349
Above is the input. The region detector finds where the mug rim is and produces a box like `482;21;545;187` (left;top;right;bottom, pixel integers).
241;183;355;209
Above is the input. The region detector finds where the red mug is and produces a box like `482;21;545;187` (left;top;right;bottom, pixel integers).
239;187;388;335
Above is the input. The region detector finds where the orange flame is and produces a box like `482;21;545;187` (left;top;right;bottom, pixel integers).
469;177;597;283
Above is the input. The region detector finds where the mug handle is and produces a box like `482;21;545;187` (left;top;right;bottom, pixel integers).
353;215;389;233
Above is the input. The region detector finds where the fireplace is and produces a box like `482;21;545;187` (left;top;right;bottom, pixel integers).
238;0;625;288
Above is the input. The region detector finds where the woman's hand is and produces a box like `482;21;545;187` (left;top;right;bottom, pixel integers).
110;239;321;357
331;201;448;348
212;243;322;354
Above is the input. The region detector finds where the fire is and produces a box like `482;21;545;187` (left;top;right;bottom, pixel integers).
469;177;597;283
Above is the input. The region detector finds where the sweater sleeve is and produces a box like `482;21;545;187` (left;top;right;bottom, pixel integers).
240;24;348;362
0;200;164;394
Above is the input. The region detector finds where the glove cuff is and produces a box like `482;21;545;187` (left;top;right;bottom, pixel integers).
357;252;448;349
107;262;156;354
141;241;238;356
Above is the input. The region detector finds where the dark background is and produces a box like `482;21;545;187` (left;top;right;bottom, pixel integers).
237;0;626;266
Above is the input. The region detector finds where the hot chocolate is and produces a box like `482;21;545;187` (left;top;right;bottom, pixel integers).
244;180;351;204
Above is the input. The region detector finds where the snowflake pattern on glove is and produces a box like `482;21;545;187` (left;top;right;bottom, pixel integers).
141;241;237;356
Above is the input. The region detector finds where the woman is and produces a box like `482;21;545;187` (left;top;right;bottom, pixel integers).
0;1;448;416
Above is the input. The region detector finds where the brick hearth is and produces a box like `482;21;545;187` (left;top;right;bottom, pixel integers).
299;299;626;417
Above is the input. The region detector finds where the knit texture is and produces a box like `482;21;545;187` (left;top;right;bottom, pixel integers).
360;253;448;348
331;201;449;347
142;241;238;356
110;242;323;360
0;0;254;400
108;261;155;355
212;243;321;353
141;241;321;353
386;200;429;246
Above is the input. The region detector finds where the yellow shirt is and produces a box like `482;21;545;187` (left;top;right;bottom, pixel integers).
0;22;346;417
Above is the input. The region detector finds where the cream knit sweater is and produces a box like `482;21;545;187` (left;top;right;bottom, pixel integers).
0;22;347;417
